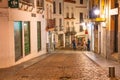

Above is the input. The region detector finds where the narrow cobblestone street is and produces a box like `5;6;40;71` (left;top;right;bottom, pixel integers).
0;50;119;80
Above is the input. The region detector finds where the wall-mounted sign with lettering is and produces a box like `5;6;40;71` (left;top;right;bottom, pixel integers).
8;0;19;8
110;8;118;15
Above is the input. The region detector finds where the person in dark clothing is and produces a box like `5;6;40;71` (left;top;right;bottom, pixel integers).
72;39;76;50
87;39;90;51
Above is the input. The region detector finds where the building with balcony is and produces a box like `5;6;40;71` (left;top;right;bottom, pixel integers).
64;0;88;48
53;0;64;48
45;0;55;52
52;0;89;49
0;0;47;68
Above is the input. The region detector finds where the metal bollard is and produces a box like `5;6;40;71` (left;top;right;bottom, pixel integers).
109;67;115;78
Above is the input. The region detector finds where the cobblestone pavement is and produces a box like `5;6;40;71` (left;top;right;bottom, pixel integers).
0;51;119;80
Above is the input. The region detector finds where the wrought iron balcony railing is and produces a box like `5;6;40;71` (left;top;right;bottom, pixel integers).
65;27;76;35
19;0;34;6
19;0;34;11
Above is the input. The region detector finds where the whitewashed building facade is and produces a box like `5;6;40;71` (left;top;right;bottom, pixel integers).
0;0;47;68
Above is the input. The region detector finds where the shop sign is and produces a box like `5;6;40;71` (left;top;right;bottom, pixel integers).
110;8;118;15
8;0;19;8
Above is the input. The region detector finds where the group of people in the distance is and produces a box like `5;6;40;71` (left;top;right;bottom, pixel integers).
72;38;90;51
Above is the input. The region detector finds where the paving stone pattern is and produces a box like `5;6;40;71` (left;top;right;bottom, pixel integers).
0;52;117;80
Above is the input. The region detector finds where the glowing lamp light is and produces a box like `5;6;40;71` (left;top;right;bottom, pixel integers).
94;9;100;15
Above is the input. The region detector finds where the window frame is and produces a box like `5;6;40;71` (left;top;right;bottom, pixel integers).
53;1;56;14
37;21;42;51
59;2;62;14
80;0;83;4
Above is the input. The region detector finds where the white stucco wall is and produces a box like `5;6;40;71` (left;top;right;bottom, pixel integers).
0;0;8;7
0;7;47;68
0;8;14;68
0;17;13;68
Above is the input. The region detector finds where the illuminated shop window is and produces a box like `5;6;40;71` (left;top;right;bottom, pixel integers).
24;21;31;55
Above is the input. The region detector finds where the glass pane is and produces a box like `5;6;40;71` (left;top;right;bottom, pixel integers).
37;22;41;51
24;22;30;55
14;21;23;61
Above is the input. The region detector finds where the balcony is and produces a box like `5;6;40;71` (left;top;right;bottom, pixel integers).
64;13;75;20
36;0;44;13
19;0;34;6
19;0;34;11
65;27;76;36
64;0;76;3
46;19;55;31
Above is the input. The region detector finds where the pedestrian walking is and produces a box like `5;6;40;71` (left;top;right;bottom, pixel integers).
72;39;76;50
87;39;90;51
83;40;87;50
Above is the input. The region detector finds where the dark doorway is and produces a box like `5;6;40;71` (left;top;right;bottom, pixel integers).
114;0;118;52
114;15;118;52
